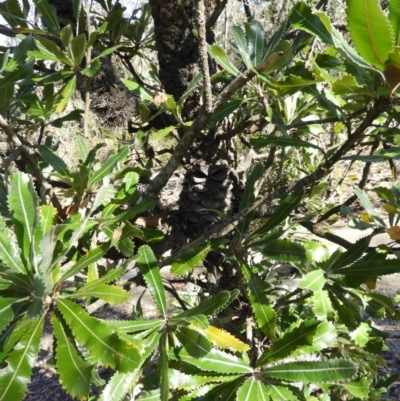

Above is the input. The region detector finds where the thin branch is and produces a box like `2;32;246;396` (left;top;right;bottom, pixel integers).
195;0;212;114
206;0;228;29
83;0;92;138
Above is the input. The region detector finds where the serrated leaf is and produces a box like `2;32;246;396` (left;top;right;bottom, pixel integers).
353;187;386;226
207;44;239;76
152;126;176;140
88;146;129;188
230;26;252;68
313;321;338;349
38;145;69;176
159;330;169;401
335;258;400;276
0;298;18;333
175;326;212;358
40;205;56;234
262;359;357;383
35;0;60;32
71;283;130;304
257;320;319;366
0;315;44;401
0;218;25;274
246;20;264;66
137;245;167;317
169;348;252;374
242;263;276;340
342;377;370;398
56;299;142;372
97;369;141;401
350;322;372;346
202;326;249;352
250;135;324;153
330;233;373;271
52;315;92;400
304;241;329;263
390;0;400;46
257;239;307;263
207;99;243;127
56;76;77;112
60;242;110;281
169;369;229;390
346;0;393;70
267;384;297;400
107;318;164;333
75;135;89;162
172;291;237;321
249;190;305;240
311;290;335;321
299;269;326;292
171;241;222;276
71;33;86;68
329;292;359;331
36;37;72;66
237;377;259;401
238;163;264;234
8;172;41;271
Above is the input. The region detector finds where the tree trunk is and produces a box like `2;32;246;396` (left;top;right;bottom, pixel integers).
149;1;243;277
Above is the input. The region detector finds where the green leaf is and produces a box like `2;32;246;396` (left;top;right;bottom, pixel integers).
56;299;142;372
107;318;164;333
237;377;259;401
152;126;176;140
40;205;56;234
175;326;212;358
245;20;265;66
8;172;41;271
241;263;276;340
346;0;393;70
350;322;372;346
172;290;238;320
35;0;60;32
0;297;19;333
249;189;305;240
250;135;325;154
0;315;44;401
0;218;25;274
342;377;370;398
330;233;374;271
97;369;141;401
304;241;329;263
60;242;110;281
71;282;130;304
238;163;264;234
336;258;400;276
208;99;243;127
257;320;319;366
312;321;338;349
267;384;297;400
389;0;400;46
171;240;224;276
207;45;239;76
38;145;69;176
169;348;252;374
299;269;326;292
71;33;86;68
52;315;92;400
262;359;357;383
260;41;292;74
229;26;252;68
311;290;335;321
137;245;167;317
36;37;72;66
353;187;387;227
88;146;129;188
159;331;169;401
75;135;89;162
257;239;307;263
56;76;77;112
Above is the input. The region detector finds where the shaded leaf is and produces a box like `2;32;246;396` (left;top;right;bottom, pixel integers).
175;326;212;358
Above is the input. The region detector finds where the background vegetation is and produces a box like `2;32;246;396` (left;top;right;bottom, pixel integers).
0;0;400;400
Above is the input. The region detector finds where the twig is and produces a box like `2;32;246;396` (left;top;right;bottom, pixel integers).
206;0;228;29
195;0;212;114
83;0;92;138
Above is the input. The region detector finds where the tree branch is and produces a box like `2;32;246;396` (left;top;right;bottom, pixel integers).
206;0;228;29
194;0;212;114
